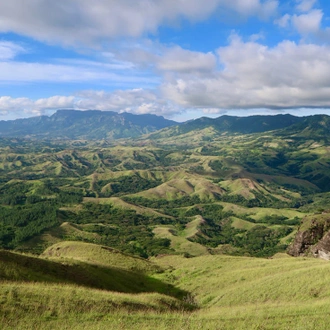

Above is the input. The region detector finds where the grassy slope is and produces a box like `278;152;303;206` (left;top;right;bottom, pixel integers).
17;222;101;254
2;251;330;329
0;247;186;299
152;254;330;329
219;201;305;221
41;241;161;273
133;174;224;200
153;216;209;256
83;196;172;218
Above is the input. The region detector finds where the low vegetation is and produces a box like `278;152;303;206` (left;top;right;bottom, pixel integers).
1;114;330;328
2;249;330;329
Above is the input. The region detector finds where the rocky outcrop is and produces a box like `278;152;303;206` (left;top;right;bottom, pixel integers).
311;231;330;260
287;213;330;260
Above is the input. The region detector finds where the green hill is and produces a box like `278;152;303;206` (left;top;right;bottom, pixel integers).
0;109;177;140
2;251;330;329
0;247;185;297
41;241;161;273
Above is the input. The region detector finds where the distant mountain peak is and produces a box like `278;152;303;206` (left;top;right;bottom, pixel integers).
0;109;177;140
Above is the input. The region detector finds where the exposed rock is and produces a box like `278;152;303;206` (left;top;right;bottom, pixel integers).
287;214;330;258
311;231;330;260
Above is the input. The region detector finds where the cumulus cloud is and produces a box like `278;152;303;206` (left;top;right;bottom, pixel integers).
157;47;217;73
292;9;323;34
161;36;330;112
225;0;278;19
0;41;215;86
275;14;291;28
75;89;181;116
0;0;278;46
0;89;182;119
295;0;317;13
0;95;75;117
276;2;328;40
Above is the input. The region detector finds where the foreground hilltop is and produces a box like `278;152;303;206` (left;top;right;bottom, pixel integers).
2;242;330;329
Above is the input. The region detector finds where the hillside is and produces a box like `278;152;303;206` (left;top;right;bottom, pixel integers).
0;113;330;258
2;113;330;328
0;111;329;142
2;249;330;329
3;114;330;258
0;109;177;140
0;245;184;296
148;114;305;140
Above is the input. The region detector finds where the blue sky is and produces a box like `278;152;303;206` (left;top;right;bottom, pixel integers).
1;0;330;121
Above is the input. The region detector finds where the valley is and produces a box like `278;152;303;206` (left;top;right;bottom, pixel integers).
1;112;330;329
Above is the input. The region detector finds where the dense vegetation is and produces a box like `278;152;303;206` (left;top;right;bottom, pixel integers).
0;114;329;259
0;109;177;140
2;113;330;329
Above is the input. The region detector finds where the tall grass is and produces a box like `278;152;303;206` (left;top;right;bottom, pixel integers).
2;249;330;329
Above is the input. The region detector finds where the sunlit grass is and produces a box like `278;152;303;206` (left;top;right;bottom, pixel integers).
2;248;330;329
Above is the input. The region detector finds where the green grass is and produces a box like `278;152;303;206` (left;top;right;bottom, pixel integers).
17;222;101;254
0;282;194;330
153;226;209;256
219;201;306;221
231;217;256;230
0;248;187;298
2;121;330;328
41;241;161;273
154;254;330;308
3;252;330;329
84;196;172;218
134;174;223;201
183;216;204;238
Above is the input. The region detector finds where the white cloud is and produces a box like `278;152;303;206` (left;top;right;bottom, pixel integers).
295;0;317;13
161;37;330;111
292;9;323;34
225;0;278;19
34;96;75;109
0;0;278;46
75;89;181;116
0;59;157;87
157;47;217;73
0;41;25;61
0;41;215;86
0;89;182;119
275;14;291;28
0;95;75;117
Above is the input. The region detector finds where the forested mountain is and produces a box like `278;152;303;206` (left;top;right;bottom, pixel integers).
0;110;177;140
148;113;306;139
1;111;330;141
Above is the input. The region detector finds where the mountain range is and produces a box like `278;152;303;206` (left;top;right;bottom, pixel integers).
0;110;177;140
1;109;329;140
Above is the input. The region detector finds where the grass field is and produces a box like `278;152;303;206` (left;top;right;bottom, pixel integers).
2;245;330;329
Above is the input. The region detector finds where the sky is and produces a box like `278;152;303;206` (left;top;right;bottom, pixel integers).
1;0;330;122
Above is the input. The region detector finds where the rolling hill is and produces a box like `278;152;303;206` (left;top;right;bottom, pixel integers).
2;112;330;328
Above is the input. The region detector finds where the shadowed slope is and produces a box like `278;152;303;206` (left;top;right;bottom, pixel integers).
0;248;187;299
